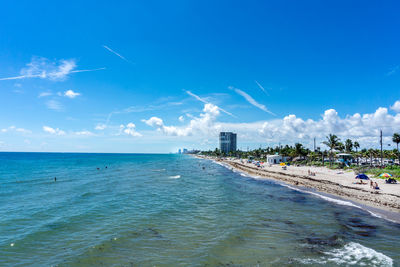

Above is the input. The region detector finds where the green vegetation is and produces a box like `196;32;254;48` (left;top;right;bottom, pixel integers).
363;166;400;180
200;132;400;179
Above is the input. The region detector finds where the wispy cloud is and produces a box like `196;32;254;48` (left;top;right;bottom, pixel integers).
38;92;52;98
104;101;183;126
0;57;105;81
103;45;133;64
230;86;275;115
185;90;236;118
1;126;31;134
46;100;64;111
255;80;269;96
387;65;399;76
74;130;95;136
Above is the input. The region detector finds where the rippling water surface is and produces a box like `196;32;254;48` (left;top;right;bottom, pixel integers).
0;153;399;266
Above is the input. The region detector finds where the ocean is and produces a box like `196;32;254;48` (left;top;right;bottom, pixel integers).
0;152;399;266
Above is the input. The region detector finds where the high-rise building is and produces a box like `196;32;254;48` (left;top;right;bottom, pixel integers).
219;132;237;154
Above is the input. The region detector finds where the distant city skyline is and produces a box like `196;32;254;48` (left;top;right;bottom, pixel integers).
1;1;400;153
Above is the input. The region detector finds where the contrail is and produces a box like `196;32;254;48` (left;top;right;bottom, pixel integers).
255;80;269;96
230;86;275;116
186;90;236;118
103;45;133;64
71;67;106;73
0;75;29;81
0;67;106;81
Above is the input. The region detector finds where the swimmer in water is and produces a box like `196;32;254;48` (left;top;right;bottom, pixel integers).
54;177;57;182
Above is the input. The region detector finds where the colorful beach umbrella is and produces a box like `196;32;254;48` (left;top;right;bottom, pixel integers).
379;173;392;178
355;173;369;180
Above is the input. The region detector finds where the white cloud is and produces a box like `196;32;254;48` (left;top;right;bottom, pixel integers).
64;90;81;98
179;115;185;122
46;100;63;111
1;126;31;134
74;130;94;136
142;103;221;137
43;126;66;135
230;86;275;115
390;100;400;113
186;90;235;117
95;124;107;130
119;123;142;137
256;107;400;148
141;102;400;149
0;57;105;81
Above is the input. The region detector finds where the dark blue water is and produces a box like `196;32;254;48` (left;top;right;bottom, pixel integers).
0;153;399;266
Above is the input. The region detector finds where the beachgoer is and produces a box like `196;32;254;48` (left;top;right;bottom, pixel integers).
308;169;311;175
374;182;380;190
370;180;373;188
54;177;56;182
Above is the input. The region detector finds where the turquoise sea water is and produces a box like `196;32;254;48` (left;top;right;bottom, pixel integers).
0;153;399;266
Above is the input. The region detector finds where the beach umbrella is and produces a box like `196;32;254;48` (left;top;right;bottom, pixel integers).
379;173;392;178
355;173;369;180
280;162;286;166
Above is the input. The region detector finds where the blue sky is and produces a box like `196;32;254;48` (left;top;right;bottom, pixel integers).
1;0;400;152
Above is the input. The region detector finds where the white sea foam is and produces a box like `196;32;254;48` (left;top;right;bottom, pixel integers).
169;175;181;179
299;242;393;266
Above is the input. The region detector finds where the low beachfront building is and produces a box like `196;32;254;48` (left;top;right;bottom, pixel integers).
336;153;353;165
266;154;289;164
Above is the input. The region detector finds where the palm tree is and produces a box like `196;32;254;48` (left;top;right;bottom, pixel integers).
354;141;360;165
322;134;341;166
294;143;304;158
345;139;353;153
393;133;400;150
393;133;400;163
337;142;345;152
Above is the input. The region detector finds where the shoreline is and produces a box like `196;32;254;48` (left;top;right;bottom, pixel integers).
195;155;400;223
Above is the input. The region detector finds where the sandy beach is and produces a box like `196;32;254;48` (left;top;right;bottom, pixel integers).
197;156;400;214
